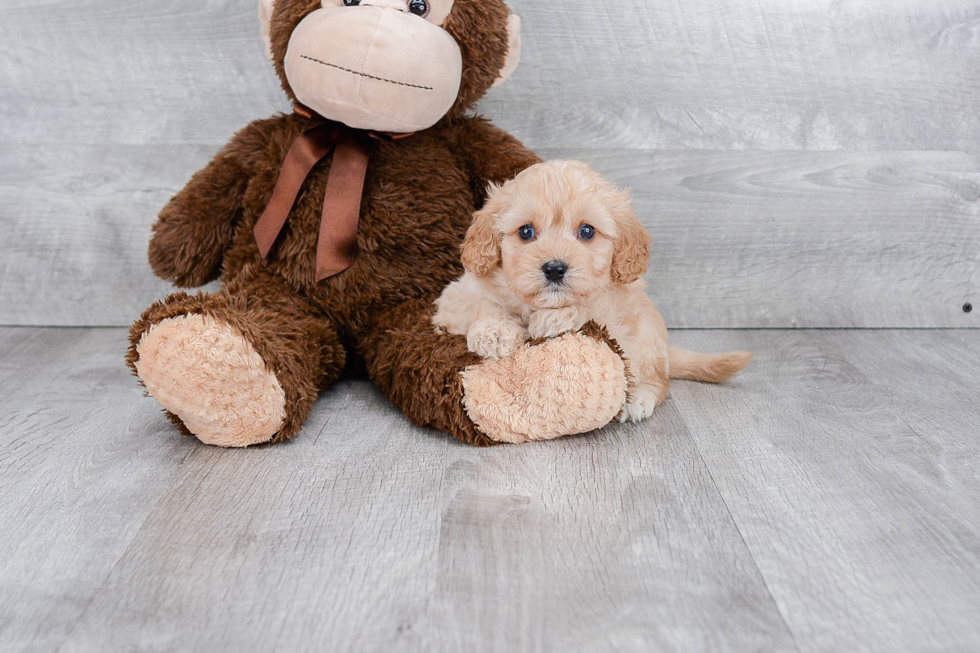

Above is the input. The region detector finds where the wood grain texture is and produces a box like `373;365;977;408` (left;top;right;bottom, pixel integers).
410;406;794;652
495;0;980;151
0;328;196;653
0;144;219;328
0;0;288;149
57;383;794;652
571;148;980;329
2;145;976;328
2;0;979;327
4;327;980;651
2;0;977;151
667;329;980;651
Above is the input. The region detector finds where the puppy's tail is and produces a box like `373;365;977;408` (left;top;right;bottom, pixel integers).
668;348;753;384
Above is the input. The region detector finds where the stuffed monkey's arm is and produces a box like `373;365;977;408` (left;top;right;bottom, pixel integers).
149;121;269;287
449;117;542;201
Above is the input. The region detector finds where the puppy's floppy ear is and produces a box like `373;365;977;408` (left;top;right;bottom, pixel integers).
610;187;651;284
462;186;504;278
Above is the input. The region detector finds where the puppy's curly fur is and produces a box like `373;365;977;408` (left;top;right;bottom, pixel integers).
434;160;753;422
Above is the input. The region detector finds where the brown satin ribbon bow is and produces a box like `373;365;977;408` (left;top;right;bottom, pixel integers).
253;118;371;282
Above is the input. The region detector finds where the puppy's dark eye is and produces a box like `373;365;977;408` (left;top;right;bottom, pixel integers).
578;224;596;240
408;0;429;16
518;225;536;241
343;0;361;5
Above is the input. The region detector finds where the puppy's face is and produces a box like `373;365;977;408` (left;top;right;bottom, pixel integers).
462;161;651;310
496;181;617;310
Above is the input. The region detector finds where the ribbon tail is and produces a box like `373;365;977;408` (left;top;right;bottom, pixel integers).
254;124;342;259
316;133;370;281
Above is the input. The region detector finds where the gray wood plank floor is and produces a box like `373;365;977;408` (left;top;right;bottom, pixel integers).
2;327;979;652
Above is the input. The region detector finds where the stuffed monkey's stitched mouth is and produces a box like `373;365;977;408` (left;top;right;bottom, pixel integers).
300;55;434;91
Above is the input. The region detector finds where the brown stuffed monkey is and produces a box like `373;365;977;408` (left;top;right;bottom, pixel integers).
127;0;633;447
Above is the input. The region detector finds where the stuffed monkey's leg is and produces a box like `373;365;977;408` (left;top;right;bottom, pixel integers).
127;266;345;447
359;298;630;445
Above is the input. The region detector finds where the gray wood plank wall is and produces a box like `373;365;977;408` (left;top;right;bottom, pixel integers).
1;0;978;327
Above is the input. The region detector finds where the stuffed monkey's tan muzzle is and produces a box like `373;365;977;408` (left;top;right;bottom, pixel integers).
284;6;463;133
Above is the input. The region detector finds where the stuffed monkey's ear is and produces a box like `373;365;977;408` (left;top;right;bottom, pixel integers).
461;190;504;277
610;189;652;285
492;14;523;88
259;0;275;61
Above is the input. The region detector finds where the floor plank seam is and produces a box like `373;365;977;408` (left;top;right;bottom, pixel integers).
681;413;805;653
310;387;353;446
54;516;156;652
51;446;200;653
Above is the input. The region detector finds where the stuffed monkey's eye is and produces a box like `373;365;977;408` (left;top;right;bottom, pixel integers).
578;224;596;241
343;0;361;6
518;225;536;241
408;0;430;16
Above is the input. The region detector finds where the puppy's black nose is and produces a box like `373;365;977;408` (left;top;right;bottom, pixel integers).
542;260;568;283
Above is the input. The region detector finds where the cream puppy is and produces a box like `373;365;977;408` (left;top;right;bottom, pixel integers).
434;160;752;422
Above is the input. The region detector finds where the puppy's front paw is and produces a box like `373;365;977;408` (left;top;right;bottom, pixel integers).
468;320;528;359
528;307;588;340
619;386;664;423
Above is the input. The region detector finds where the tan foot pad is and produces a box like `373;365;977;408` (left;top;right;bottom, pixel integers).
461;332;628;444
135;314;286;448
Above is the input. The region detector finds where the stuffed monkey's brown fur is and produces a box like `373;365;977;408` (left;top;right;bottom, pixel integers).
127;0;629;445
